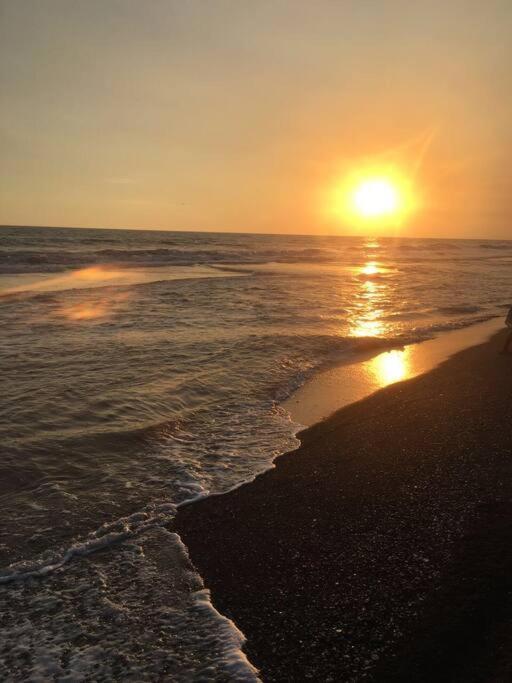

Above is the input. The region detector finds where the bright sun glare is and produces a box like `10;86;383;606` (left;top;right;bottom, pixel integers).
352;178;400;218
327;166;416;230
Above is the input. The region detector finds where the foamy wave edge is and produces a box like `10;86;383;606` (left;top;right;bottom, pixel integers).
0;502;179;584
0;497;262;680
0;314;497;585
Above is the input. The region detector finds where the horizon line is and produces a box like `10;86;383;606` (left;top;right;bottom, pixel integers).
1;223;510;243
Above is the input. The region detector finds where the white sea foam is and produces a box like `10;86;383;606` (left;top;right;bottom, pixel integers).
0;504;177;584
0;527;261;681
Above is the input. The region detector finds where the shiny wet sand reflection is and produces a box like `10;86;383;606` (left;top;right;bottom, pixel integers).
370;347;411;385
284;318;502;428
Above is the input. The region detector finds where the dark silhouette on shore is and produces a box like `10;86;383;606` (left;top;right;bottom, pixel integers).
502;306;512;353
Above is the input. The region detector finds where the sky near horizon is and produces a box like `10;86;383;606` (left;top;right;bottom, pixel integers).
1;0;511;239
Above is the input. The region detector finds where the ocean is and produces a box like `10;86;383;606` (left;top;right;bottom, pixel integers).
1;226;511;681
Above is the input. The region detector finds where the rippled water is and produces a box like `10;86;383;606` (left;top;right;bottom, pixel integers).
1;226;511;680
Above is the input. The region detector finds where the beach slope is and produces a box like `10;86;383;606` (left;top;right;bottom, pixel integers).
175;332;512;682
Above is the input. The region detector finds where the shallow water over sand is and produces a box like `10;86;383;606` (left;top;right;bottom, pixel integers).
285;318;504;426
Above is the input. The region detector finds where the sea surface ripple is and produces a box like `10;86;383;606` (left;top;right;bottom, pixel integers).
1;226;510;680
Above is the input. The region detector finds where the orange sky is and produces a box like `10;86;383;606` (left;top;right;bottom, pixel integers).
1;1;511;239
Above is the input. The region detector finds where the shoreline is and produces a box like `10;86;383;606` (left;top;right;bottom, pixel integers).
175;329;512;681
285;317;502;428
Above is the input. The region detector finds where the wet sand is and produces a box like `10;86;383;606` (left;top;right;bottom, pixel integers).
285;317;502;427
175;330;512;681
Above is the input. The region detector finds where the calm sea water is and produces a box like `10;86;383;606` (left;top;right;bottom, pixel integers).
1;226;511;680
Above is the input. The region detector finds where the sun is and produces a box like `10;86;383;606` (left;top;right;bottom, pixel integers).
325;165;417;231
352;178;400;218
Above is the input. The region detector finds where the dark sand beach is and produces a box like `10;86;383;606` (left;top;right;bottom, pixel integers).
176;331;512;682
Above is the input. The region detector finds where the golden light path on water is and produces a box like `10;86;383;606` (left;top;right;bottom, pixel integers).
350;262;387;340
283;245;502;428
349;256;413;388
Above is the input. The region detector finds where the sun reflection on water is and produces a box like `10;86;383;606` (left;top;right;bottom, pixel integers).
58;290;131;322
349;261;390;338
348;259;412;387
351;311;385;338
360;262;379;276
60;302;110;321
